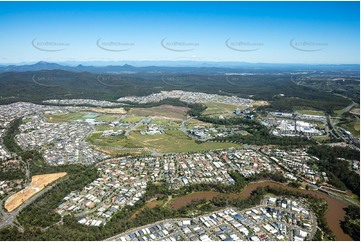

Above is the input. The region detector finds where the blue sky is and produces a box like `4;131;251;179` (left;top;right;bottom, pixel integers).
0;1;359;64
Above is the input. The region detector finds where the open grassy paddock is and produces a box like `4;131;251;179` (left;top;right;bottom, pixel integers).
128;105;189;120
45;112;87;123
295;109;325;116
202;102;245;115
340;120;360;138
88;129;241;154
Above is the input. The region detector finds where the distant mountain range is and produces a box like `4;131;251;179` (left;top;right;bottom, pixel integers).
0;61;358;74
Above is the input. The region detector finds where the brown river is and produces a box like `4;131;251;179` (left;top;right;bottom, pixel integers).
171;181;353;241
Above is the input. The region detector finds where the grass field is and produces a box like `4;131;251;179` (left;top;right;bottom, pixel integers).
150;119;173;125
88;129;241;154
312;136;330;142
203;102;245;115
332;109;344;118
296;109;325;116
340;120;360;138
128;105;189;120
94;114;119;122
4;172;67;212
45;112;87;122
185;119;213;128
94;146;150;156
94;125;124;131
46;111;120;123
87;107;126;114
150;119;182;128
121;116;144;123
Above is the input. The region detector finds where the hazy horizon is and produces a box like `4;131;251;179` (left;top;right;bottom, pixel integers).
1;60;360;67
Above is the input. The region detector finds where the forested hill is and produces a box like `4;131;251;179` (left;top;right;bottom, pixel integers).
0;69;353;114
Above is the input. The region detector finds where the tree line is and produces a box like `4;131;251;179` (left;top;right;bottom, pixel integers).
307;145;360;195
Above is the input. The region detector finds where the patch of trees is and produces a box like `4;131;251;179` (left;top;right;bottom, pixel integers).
187;103;207;117
214;130;314;147
340;205;360;241
265;96;349;115
287;181;302;188
2;118;23;154
17;164;98;228
307;145;360;195
1;118;25;180
246;171;288;183
143;182;170;201
124;98;188;109
196;116;257;126
308;145;359;161
0;162;25;181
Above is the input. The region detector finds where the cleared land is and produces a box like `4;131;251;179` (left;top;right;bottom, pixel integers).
94;115;119;122
87;107;126;114
202;102;244;115
121;116;144;123
94;147;150;156
88;129;241;153
349;108;360;116
312;136;330;142
296;109;325;116
252;100;269;107
128;105;189;120
4;172;67;212
94;125;123;131
129;200;161;219
46;111;120;123
45;112;86;122
340;120;360;138
185;119;213;128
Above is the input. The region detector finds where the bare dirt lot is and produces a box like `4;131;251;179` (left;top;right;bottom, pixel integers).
252;100;269;107
349;108;360;116
87;107;127;114
4;172;67;212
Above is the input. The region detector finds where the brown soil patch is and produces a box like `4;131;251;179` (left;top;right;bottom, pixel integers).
4;172;67;212
252;101;269;107
87;108;127;114
129;200;161;220
349;108;360;116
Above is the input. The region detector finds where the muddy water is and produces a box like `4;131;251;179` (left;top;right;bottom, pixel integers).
171;181;352;241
